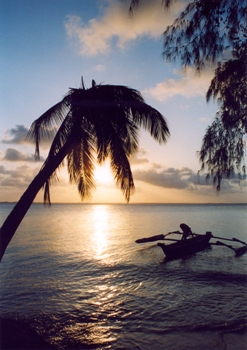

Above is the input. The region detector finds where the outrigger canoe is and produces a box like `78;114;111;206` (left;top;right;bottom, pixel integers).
135;228;247;261
157;232;212;260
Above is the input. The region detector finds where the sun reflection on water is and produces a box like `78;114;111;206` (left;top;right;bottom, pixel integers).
91;205;109;259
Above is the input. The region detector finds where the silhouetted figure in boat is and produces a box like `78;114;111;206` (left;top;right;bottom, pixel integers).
180;223;194;240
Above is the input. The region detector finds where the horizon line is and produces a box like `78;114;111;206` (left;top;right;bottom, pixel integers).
1;202;246;205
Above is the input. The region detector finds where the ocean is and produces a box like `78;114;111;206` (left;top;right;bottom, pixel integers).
0;203;246;350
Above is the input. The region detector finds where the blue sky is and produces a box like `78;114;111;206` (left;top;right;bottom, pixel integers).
0;0;246;203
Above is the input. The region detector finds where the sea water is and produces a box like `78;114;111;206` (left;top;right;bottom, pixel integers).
0;203;246;349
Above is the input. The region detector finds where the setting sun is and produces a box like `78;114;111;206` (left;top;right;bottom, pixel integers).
95;163;114;186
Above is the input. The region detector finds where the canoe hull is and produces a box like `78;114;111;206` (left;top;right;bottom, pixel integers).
157;233;212;260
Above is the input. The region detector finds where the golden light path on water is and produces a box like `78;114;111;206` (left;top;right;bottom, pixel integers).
91;205;109;260
40;205;121;346
78;205;121;345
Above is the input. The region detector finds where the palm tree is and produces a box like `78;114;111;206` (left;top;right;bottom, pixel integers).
0;78;170;261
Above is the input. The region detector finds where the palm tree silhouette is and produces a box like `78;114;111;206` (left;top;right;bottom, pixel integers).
0;78;170;261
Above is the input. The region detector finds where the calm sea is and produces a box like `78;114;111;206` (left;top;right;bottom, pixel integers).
0;203;246;349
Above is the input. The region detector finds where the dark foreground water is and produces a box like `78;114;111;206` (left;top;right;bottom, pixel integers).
0;204;246;349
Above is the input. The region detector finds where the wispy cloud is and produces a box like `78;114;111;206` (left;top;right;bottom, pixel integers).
2;148;44;162
130;148;149;165
65;0;184;56
1;124;56;150
133;166;202;189
0;164;40;188
143;68;213;101
1;125;29;144
133;164;245;193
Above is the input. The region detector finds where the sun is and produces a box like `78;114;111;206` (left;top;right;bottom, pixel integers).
94;163;114;186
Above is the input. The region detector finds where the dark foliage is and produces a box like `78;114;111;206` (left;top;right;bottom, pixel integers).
126;0;247;188
199;42;247;188
161;0;246;71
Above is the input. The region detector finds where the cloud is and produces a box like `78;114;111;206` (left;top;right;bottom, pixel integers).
2;148;44;162
0;165;12;175
0;165;40;188
1;124;57;150
133;164;246;195
133;166;202;189
130;148;149;165
1;125;29;144
0;164;70;196
143;68;213;101
65;0;184;56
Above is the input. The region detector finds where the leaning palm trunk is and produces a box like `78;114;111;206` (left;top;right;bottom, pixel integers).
0;141;72;261
0;80;169;262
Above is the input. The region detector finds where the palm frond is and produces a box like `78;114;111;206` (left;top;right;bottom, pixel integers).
45;109;78;161
26;96;70;159
42;165;60;205
66;85;145;109
67;130;96;200
38;111;77;205
131;103;170;144
92;108;139;164
69;84;169;150
110;146;135;203
85;84;170;144
43;180;51;205
104;124;135;202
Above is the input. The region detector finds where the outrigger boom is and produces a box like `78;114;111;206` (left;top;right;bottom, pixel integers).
135;226;247;260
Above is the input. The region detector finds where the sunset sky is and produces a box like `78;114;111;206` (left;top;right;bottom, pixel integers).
0;0;246;204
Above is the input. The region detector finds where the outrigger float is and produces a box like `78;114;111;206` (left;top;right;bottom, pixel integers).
135;223;247;261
